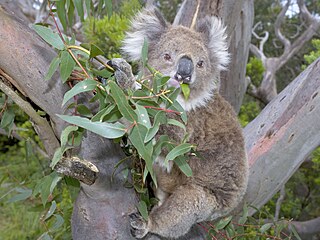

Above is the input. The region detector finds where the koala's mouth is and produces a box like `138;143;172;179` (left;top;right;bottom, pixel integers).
167;77;182;88
167;76;193;89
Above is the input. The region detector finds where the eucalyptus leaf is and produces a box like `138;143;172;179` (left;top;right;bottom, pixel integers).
181;83;190;100
174;156;192;177
45;56;60;80
90;44;104;58
165;143;193;163
135;104;151;128
141;38;149;67
58;115;126;139
8;188;32;203
60;125;78;149
56;0;67;32
44;201;57;220
51;214;65;230
62;79;97;106
167;119;186;132
32;25;64;50
108;81;138;122
73;0;84;21
259;223;273;233
60;50;76;82
128;124;153;175
137;201;149;221
215;216;232;230
144;111;166;143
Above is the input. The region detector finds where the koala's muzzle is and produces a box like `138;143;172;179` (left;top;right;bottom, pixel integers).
174;56;194;83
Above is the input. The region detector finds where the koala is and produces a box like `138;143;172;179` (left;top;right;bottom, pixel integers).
119;7;249;239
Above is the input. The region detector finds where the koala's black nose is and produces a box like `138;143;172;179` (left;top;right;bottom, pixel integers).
175;56;193;83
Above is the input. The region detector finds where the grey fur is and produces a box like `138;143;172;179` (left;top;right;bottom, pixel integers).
121;7;248;239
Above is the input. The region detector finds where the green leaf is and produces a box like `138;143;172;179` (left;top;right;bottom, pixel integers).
167;119;186;132
73;0;84;21
135;104;151;128
50;174;63;193
137;201;149;221
50;147;65;168
8;188;32;203
38;232;52;240
181;83;190;100
169;100;187;124
56;0;67;32
62;79;97;105
67;1;75;27
226;224;236;238
92;68;113;79
51;214;65;230
165;143;193;163
259;223;273;233
128;124;153;174
174;156;192;177
108;81;138;122
238;203;248;224
290;225;302;240
77;104;93;117
141;38;148;67
60;50;76;82
0;107;15;129
58;115;126;139
45;56;60;80
153;135;170;159
33;172;60;206
215;216;232;230
91;104;116;122
44;201;57;220
32;25;64;50
60;125;78;149
105;0;113;17
145;111;166;143
90;44;104;58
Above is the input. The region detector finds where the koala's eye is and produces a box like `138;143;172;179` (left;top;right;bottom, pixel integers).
163;53;172;61
196;60;204;68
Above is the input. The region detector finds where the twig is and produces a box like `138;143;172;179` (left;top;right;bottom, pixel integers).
274;184;286;221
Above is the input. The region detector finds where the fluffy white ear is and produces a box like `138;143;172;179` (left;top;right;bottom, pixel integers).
122;8;167;61
196;17;230;71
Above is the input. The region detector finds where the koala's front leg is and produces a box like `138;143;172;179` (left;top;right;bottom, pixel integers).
107;58;136;90
130;184;217;239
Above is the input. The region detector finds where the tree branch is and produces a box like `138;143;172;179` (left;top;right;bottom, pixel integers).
274;0;291;53
0;72;59;158
291;217;320;237
274;184;286;221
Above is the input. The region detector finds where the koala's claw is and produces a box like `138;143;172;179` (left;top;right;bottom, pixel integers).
129;212;148;238
108;58;135;90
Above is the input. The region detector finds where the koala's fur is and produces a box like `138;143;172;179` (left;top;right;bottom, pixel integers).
121;7;248;239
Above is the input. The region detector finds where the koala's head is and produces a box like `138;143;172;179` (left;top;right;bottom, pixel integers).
122;8;229;111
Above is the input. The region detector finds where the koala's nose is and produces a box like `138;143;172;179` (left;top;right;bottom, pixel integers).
175;56;193;83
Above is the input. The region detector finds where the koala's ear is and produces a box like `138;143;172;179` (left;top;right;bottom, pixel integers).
122;8;168;61
196;17;230;70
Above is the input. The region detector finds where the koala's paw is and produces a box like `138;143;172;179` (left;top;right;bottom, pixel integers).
129;212;148;239
108;58;135;90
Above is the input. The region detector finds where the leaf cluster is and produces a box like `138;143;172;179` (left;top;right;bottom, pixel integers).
206;205;301;240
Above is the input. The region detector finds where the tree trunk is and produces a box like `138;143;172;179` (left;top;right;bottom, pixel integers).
1;1;320;239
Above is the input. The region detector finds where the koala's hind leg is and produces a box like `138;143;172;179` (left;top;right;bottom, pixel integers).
130;184;217;238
